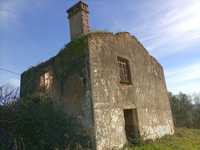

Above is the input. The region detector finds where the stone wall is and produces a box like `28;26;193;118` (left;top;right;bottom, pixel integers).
87;32;174;150
21;32;174;150
20;37;95;143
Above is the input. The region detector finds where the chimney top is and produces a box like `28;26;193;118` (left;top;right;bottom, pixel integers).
67;1;90;40
67;1;89;18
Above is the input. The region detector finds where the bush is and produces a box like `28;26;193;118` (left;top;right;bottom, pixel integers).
0;96;91;150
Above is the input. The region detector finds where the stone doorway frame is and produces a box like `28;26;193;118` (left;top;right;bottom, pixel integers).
123;108;140;143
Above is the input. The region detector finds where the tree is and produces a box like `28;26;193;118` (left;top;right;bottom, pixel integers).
169;93;193;127
0;84;19;105
169;92;200;129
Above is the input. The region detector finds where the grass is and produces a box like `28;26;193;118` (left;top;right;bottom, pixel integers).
125;128;200;150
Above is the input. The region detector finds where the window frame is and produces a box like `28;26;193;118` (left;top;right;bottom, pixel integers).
117;56;132;85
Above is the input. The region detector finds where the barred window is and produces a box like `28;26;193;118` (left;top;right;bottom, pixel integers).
40;72;53;92
117;57;132;84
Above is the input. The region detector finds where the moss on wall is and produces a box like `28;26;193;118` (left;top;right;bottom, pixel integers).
54;36;88;79
21;36;88;97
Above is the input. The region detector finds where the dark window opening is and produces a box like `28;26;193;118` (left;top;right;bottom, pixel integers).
117;57;132;84
124;109;140;143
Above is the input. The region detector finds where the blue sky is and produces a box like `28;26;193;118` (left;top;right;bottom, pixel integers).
0;0;200;94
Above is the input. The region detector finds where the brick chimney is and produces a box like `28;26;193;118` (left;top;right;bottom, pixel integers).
67;1;89;40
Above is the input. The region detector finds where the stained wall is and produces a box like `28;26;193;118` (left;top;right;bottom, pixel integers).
88;32;174;150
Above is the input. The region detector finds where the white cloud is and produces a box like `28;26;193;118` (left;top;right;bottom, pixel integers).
167;81;200;94
166;63;200;82
0;0;46;28
0;0;21;26
165;62;200;94
132;0;200;58
7;78;20;88
0;77;20;88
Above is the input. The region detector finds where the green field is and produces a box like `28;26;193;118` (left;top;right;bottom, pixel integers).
125;128;200;150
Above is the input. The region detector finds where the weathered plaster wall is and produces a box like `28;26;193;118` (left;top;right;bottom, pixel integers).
88;32;174;150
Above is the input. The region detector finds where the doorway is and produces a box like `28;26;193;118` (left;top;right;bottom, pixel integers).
123;109;139;142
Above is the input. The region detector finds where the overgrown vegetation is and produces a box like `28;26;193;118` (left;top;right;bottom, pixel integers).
0;92;91;150
124;128;200;150
169;92;200;128
1;83;200;149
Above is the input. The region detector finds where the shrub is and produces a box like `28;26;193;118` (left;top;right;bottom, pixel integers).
0;96;91;150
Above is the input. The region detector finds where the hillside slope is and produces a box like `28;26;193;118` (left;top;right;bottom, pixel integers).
126;128;200;150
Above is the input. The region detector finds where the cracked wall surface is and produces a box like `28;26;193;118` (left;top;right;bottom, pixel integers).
88;32;174;150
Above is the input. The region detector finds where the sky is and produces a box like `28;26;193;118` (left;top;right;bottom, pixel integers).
0;0;200;94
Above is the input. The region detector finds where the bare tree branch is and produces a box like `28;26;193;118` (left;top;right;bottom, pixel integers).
0;84;19;105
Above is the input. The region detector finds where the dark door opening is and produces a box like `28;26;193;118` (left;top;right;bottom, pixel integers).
124;109;139;143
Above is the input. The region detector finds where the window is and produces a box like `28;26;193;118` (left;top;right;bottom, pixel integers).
40;72;53;92
117;56;132;84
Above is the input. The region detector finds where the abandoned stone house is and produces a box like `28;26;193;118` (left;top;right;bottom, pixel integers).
20;1;174;150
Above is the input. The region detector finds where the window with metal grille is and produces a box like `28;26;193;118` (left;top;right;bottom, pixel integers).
117;57;132;84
